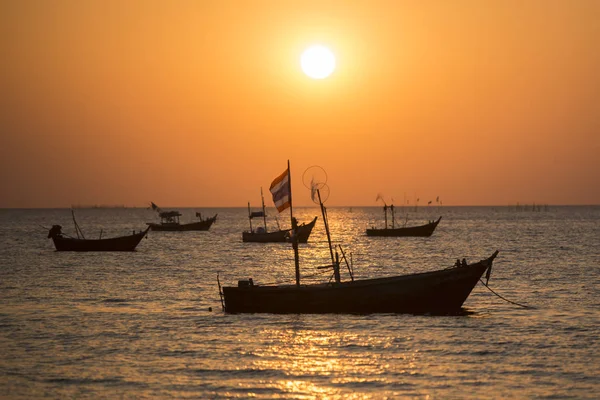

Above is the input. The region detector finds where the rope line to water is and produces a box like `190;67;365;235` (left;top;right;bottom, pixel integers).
438;226;533;309
479;279;534;309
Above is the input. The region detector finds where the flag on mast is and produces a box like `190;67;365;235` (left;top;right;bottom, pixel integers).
269;168;291;213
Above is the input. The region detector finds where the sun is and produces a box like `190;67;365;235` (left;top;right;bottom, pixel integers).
300;45;336;79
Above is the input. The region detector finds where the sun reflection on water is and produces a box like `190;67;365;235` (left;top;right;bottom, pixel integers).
246;327;421;397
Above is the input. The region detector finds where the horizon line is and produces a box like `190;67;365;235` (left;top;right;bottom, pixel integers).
1;204;599;210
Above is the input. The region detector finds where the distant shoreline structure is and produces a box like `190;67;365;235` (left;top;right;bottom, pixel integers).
511;203;550;212
71;204;128;209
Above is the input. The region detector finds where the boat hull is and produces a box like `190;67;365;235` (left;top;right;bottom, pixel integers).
51;228;149;252
366;216;442;237
294;217;317;243
242;217;317;243
222;251;498;314
147;215;217;231
242;229;289;242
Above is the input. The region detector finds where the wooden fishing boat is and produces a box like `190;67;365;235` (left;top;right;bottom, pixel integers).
366;216;442;237
47;225;149;252
242;187;317;243
147;203;217;231
242;216;318;243
366;201;441;237
222;251;498;314
220;162;498;314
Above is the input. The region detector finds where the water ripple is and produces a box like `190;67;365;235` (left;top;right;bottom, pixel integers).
0;206;599;399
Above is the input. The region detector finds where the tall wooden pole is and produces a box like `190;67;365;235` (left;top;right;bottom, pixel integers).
288;160;293;224
384;205;388;229
288;160;301;287
260;187;267;231
71;209;85;239
247;202;253;232
318;189;335;265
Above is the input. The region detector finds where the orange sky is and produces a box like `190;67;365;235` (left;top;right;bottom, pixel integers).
1;0;599;207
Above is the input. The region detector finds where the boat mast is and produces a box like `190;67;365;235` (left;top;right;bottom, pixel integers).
288;160;301;287
247;202;253;233
391;204;395;229
260;187;267;232
383;204;388;229
71;209;85;239
317;188;340;283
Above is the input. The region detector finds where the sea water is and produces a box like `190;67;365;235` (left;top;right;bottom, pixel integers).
0;206;598;398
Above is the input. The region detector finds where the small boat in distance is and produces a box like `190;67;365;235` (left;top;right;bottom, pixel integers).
220;163;496;314
146;202;217;231
366;202;441;237
47;210;149;251
242;187;317;243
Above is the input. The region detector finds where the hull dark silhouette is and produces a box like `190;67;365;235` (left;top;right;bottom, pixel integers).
242;229;289;243
366;216;442;237
49;226;149;252
147;214;217;231
223;251;498;314
294;217;317;242
242;217;317;243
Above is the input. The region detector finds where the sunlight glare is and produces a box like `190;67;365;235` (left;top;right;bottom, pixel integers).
300;45;336;79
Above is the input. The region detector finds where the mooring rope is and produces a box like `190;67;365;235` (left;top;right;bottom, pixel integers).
479;279;534;309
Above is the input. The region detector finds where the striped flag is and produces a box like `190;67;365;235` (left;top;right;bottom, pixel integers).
269;168;291;213
150;202;162;212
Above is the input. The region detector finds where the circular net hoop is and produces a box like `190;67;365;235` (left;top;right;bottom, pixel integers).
302;166;329;204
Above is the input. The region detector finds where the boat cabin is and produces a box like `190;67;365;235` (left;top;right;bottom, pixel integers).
159;211;182;225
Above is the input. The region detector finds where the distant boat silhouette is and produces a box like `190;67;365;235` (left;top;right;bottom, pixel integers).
146;202;217;231
47;210;149;251
242;187;316;243
367;203;441;237
366;216;442;237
